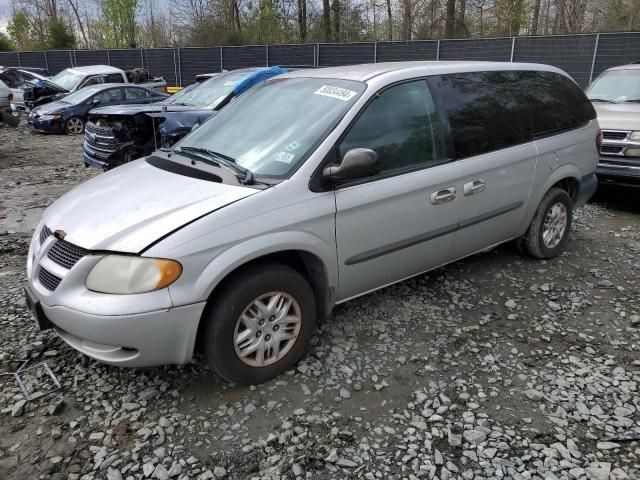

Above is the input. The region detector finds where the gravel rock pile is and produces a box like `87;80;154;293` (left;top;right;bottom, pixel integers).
1;128;639;479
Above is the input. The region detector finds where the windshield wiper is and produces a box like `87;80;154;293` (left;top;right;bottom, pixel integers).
622;99;640;103
589;98;616;103
176;146;254;184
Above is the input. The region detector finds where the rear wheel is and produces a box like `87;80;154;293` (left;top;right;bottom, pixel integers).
202;263;316;385
65;116;84;135
521;187;573;259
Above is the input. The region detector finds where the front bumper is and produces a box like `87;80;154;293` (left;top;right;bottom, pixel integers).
40;301;205;367
83;150;109;170
596;158;640;188
28;116;64;133
26;231;206;367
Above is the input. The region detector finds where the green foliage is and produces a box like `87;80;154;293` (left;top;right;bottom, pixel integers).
0;32;14;51
8;11;33;50
102;0;139;48
48;20;76;49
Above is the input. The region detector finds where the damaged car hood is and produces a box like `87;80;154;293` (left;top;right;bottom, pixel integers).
91;103;209;117
42;158;257;253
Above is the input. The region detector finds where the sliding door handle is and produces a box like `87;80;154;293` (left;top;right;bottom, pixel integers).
463;179;486;196
430;187;456;205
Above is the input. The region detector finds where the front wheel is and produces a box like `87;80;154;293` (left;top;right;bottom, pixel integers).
65;116;85;135
521;187;573;259
202;263;317;385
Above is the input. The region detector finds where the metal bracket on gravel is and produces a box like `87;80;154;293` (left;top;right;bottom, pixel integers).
13;361;62;401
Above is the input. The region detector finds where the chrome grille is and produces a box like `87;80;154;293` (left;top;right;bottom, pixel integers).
85;122;118;153
39;225;52;244
47;239;89;270
602;130;629;141
39;267;62;291
601;145;624;155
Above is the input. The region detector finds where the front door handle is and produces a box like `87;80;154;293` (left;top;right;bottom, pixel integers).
463;179;486;196
430;187;456;205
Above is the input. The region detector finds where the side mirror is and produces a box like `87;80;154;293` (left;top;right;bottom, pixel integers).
323;148;380;183
91;97;100;104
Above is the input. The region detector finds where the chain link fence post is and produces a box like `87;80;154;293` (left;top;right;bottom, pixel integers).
220;46;224;72
43;51;49;73
374;41;378;63
589;33;600;84
436;40;440;60
510;37;516;62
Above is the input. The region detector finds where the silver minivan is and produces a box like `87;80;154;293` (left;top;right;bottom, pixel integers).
25;62;599;384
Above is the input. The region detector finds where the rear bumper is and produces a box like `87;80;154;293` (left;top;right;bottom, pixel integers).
575;173;598;207
596;159;640;188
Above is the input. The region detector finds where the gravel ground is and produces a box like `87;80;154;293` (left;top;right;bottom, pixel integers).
1;124;639;480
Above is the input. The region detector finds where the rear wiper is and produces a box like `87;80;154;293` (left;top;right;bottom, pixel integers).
589;98;615;103
176;146;254;185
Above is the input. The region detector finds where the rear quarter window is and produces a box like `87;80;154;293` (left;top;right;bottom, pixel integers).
435;71;532;159
517;71;596;138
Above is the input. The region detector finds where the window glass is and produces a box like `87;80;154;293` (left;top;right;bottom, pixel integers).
178;78;365;177
339;80;445;173
93;88;122;104
519;71;595;137
83;76;105;87
437;71;531;159
586;69;640;103
125;87;149;100
107;73;125;83
50;69;83;90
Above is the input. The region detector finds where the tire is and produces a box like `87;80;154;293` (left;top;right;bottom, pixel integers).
64;116;85;135
521;187;573;259
202;263;317;385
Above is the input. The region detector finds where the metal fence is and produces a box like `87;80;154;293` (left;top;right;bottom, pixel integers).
1;32;639;88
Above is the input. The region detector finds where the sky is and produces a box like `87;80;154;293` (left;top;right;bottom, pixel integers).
0;0;9;33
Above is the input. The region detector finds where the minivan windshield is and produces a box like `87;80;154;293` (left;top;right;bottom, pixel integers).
586;69;640;103
50;69;83;91
176;77;365;177
168;71;249;108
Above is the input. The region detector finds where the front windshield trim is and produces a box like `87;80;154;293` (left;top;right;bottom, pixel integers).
174;77;367;182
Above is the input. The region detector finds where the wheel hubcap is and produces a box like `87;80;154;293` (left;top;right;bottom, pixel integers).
542;202;568;249
68;118;83;134
233;292;302;367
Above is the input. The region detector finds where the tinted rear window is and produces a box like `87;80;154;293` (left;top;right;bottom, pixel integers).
435;71;531;159
518;70;595;137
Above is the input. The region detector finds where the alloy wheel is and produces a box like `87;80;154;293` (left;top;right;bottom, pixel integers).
542;202;568;249
233;292;302;367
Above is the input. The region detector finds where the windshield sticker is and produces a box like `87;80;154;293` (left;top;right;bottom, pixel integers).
273;151;296;164
314;85;358;101
286;141;301;152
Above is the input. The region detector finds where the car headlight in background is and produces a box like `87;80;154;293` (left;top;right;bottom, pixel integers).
38;114;62;121
625;148;640;157
629;131;640;142
86;255;182;294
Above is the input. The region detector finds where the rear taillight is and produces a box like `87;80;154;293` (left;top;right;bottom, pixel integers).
163;85;168;94
596;129;602;152
7;93;13;102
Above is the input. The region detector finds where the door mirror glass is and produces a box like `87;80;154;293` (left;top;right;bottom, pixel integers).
323;148;380;182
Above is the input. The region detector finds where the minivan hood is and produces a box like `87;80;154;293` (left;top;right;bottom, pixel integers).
42;158;257;252
593;103;640;131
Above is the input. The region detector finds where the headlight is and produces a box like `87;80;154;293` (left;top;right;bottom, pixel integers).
625;148;640;157
38;114;62;120
630;131;640;142
86;255;182;294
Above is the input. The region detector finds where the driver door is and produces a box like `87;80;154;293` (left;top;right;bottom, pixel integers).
334;79;462;301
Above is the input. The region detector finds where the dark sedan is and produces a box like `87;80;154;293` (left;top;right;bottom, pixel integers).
28;84;168;134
